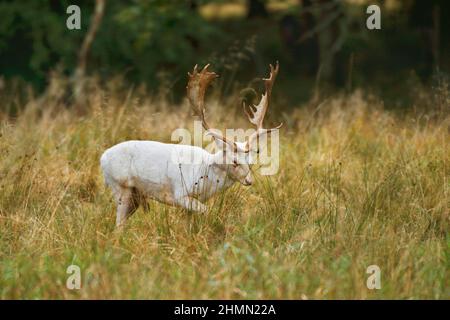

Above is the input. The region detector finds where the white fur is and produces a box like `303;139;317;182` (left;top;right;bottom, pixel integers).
100;140;252;226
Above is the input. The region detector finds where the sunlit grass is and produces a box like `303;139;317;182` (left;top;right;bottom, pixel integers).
0;82;448;299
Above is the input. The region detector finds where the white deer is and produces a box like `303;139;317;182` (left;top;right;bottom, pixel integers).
100;63;282;226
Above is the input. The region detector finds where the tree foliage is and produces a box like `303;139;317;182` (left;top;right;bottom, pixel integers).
0;0;448;104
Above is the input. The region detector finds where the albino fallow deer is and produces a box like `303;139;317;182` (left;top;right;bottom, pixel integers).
100;63;282;226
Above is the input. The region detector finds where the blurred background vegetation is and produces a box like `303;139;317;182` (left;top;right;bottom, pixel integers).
0;0;448;110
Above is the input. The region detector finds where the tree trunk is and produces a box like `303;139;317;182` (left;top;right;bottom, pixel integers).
72;0;105;107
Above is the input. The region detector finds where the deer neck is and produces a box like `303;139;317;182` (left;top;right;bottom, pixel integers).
206;152;236;190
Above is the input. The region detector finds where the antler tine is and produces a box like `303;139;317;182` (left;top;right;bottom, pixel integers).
187;64;238;151
186;63;218;131
244;62;282;152
244;61;280;130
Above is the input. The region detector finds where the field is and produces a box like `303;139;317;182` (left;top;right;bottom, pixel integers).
0;80;448;299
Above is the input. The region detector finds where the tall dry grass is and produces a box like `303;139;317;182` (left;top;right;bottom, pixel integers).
0;78;448;299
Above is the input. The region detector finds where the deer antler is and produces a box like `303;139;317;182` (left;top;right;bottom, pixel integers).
187;64;238;151
243;62;282;151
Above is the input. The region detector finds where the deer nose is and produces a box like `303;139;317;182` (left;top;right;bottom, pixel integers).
244;175;253;186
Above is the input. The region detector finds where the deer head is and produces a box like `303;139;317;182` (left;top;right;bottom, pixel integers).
186;63;281;186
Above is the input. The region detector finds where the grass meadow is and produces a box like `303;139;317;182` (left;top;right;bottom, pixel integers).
0;78;448;299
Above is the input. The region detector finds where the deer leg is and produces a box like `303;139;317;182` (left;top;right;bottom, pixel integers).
113;186;139;227
175;196;208;213
128;188;141;217
134;190;150;212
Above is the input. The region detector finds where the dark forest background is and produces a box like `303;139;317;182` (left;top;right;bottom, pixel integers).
0;0;448;110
